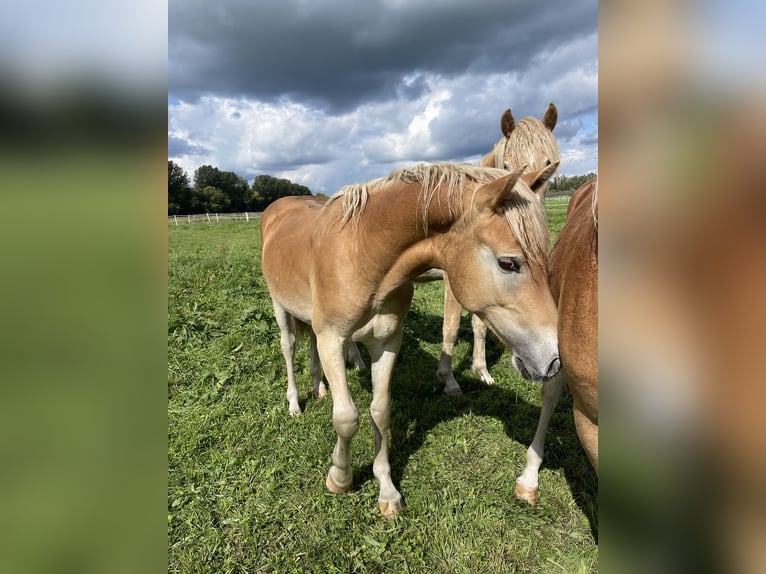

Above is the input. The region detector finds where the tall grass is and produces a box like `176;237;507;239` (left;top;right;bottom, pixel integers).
168;197;597;572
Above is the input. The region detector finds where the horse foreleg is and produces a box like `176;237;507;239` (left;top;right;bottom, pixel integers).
436;274;464;395
470;314;495;384
367;327;405;518
316;331;359;494
515;371;564;504
271;299;302;416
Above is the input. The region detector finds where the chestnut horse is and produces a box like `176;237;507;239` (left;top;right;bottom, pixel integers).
552;178;598;471
261;162;560;516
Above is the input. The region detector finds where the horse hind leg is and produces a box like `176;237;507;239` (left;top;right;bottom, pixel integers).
470;314;495;385
436;274;464;395
308;331;327;399
345;342;366;371
271;299;303;416
515;371;565;504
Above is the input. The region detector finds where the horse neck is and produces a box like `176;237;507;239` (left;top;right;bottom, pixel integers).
478;140;504;168
355;181;464;277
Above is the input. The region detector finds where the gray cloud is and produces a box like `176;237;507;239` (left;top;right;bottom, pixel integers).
169;0;597;193
170;0;596;112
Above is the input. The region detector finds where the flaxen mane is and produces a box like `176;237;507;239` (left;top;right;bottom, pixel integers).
325;162;550;271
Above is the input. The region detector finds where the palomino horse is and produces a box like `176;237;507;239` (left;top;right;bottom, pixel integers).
437;103;560;393
261;162;560;516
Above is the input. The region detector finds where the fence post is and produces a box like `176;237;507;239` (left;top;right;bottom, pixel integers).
206;213;211;223
173;215;178;226
216;213;219;223
187;214;191;224
245;212;249;222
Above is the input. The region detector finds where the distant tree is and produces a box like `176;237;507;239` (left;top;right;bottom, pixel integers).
168;160;192;215
193;165;250;211
549;173;597;195
249;175;311;211
193;185;231;213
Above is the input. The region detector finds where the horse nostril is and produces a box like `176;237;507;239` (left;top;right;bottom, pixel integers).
546;357;561;379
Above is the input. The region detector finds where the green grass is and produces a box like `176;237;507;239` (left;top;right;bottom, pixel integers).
168;197;597;572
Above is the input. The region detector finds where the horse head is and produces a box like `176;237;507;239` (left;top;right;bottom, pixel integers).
440;162;561;382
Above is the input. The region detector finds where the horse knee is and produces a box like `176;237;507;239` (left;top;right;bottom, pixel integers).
333;405;359;438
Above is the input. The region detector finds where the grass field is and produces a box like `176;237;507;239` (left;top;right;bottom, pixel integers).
168;197;597;573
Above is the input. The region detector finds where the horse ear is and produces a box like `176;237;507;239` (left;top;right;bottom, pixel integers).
524;160;560;199
477;166;526;213
542;103;558;131
500;109;515;138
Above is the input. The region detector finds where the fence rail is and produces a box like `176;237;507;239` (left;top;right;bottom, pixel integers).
168;212;263;225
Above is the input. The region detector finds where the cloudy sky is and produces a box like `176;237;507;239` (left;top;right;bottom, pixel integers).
169;0;597;194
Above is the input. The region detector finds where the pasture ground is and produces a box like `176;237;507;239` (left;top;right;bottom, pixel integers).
168;197;597;573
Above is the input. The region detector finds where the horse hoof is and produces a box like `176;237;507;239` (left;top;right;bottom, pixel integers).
378;499;404;518
314;384;327;399
288;406;302;417
326;475;351;494
443;386;463;397
473;369;495;385
514;483;538;505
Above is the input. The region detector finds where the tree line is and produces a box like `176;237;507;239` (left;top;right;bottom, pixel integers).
168;161;317;215
547;173;598;196
168;160;597;214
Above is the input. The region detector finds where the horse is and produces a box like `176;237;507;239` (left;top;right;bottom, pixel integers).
261;161;560;516
550;178;598;471
438;103;560;392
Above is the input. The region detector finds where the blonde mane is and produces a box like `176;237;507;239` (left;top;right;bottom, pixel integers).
324;162;550;270
488;117;561;172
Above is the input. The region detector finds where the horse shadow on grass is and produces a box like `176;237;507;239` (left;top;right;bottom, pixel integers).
350;305;598;540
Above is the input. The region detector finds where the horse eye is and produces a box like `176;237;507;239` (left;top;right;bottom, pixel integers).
497;257;521;273
545;159;551;166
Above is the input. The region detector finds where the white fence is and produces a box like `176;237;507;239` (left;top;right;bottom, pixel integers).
168;212;263;225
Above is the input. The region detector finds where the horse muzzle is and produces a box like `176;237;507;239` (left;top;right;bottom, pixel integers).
514;354;561;382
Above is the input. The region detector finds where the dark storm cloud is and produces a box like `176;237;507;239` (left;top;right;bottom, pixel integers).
169;0;597;112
